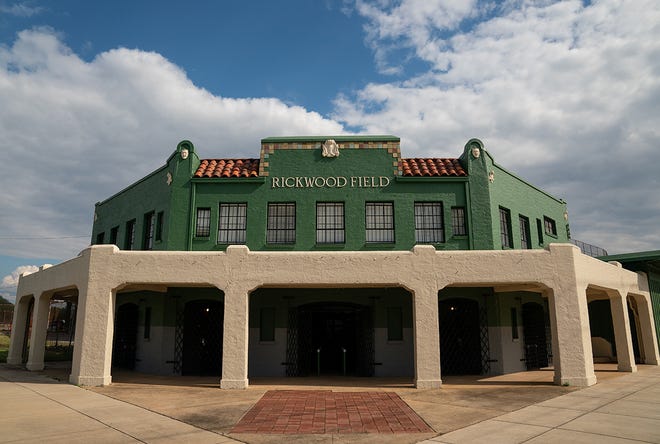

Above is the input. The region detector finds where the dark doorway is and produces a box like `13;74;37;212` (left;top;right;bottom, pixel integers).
439;298;481;375
112;303;139;370
522;302;548;369
182;300;223;376
288;303;373;377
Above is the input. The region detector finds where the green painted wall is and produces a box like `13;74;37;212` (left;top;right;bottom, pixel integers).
191;146;469;252
92;136;570;254
92;141;200;250
476;144;569;250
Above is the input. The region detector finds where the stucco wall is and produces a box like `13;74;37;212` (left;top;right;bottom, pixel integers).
11;243;658;388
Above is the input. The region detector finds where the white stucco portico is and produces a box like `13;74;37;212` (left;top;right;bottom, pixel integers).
8;243;659;389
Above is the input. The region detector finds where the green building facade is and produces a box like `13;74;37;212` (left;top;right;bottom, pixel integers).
92;136;569;255
90;136;572;378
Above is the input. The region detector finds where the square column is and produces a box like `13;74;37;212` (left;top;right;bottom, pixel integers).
69;285;115;386
220;284;250;389
609;290;637;372
630;293;660;365
26;293;51;371
547;286;597;387
412;284;442;389
7;296;32;365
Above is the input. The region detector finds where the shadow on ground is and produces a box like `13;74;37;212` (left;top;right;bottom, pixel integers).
38;363;625;444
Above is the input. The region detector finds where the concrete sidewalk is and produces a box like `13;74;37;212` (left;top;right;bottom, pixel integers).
0;365;239;443
421;365;660;443
2;363;659;443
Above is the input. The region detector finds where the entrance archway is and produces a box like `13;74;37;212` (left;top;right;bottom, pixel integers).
112;303;139;369
288;302;374;377
522;302;548;369
182;299;223;376
438;298;481;375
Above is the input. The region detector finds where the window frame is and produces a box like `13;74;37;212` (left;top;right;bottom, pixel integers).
519;215;531;249
124;219;136;250
195;207;212;238
499;207;512;249
143;211;155;250
451;207;467;236
316;202;345;244
110;226;119;246
365;201;395;243
414;201;445;244
155;211;164;242
266;202;296;244
387;307;403;341
543;216;557;237
217;202;247;244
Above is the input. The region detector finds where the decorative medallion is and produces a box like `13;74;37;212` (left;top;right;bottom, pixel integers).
180;148;189;160
471;145;480;159
322;139;340;158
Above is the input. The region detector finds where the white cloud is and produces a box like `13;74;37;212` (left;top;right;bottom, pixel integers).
0;29;345;260
0;2;44;17
1;265;39;289
337;0;660;254
0;264;47;303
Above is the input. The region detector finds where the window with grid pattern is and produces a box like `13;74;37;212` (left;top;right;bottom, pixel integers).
519;215;531;249
125;219;136;250
195;208;211;237
451;207;467;236
218;203;247;244
267;203;296;244
143;211;155;250
499;207;512;248
543;216;557;236
365;202;394;243
414;202;444;243
316;202;345;244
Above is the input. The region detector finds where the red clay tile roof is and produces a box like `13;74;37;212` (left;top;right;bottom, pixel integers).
400;158;466;177
194;159;260;178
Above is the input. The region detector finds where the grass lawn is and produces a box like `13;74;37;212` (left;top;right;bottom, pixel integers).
0;333;73;363
0;332;9;363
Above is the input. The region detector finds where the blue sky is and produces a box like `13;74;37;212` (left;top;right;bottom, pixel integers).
1;0;659;302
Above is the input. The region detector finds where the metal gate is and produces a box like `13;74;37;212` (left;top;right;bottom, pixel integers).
182;300;223;376
286;303;374;376
112;303;139;369
522;302;549;369
439;298;483;375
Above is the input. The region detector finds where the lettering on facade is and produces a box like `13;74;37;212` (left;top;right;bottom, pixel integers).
271;176;391;189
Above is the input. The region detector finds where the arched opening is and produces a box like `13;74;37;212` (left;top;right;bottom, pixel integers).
522;302;548;369
627;296;642;363
293;301;371;377
438;298;481;375
112;303;139;370
587;298;616;363
182;299;223;376
21;297;35;364
248;287;413;380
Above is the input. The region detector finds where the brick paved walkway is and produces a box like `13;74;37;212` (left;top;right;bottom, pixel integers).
232;390;433;434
